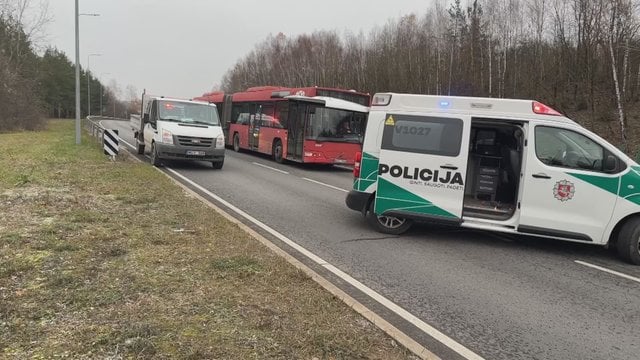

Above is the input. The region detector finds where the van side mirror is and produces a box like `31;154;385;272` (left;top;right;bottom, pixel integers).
143;113;149;123
604;155;618;172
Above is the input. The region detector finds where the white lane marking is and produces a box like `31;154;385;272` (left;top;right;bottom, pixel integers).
575;260;640;284
302;177;349;193
165;167;484;360
252;162;289;174
121;138;136;150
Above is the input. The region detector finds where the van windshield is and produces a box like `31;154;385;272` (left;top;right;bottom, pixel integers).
306;106;366;143
158;101;220;126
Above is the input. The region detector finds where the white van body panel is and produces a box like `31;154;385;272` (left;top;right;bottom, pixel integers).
351;93;640;248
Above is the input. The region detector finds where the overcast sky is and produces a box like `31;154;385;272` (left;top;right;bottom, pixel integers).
43;0;433;99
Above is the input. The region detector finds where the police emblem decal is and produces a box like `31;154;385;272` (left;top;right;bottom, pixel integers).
553;180;575;202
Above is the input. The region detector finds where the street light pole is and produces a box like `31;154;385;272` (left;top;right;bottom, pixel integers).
87;53;101;117
99;72;110;116
74;0;80;144
73;1;99;145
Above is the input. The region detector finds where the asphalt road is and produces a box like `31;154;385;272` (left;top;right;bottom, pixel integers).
103;119;640;360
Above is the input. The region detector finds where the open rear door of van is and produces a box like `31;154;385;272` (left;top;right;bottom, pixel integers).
374;113;470;223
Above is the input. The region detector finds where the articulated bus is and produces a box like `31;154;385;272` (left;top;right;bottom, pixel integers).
194;86;370;165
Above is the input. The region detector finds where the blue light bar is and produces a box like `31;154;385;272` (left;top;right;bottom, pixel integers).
439;100;451;108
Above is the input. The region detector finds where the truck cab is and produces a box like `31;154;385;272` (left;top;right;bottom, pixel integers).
346;93;640;265
135;94;225;169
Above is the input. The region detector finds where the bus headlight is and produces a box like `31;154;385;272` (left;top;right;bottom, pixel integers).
216;135;225;148
161;129;174;144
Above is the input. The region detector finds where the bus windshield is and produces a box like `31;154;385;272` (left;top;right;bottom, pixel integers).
158;101;220;126
307;106;366;143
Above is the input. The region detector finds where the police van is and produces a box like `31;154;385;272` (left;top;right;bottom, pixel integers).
346;93;640;265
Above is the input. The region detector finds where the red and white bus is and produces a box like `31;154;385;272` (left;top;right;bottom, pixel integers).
194;86;370;165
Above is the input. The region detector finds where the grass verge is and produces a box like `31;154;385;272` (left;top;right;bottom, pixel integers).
0;120;416;359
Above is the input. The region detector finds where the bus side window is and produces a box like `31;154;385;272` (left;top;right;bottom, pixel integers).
231;104;243;124
275;102;288;129
260;104;275;128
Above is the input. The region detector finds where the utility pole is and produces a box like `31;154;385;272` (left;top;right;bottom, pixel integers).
74;0;80;144
73;0;99;144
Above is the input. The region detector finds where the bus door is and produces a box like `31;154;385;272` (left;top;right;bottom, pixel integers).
221;94;233;139
248;105;261;150
287;101;306;161
375;113;470;223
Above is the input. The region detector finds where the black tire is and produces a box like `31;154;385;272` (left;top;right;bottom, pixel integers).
616;217;640;265
366;198;412;235
137;142;145;155
151;142;162;167
212;159;224;169
272;139;283;163
233;133;241;152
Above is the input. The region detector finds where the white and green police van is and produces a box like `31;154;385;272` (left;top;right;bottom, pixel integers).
346;93;640;264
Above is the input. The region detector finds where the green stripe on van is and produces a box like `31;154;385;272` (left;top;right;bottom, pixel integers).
568;166;640;206
375;177;456;218
568;172;619;195
354;152;379;192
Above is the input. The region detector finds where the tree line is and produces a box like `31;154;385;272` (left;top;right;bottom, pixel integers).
0;0;129;132
220;0;640;155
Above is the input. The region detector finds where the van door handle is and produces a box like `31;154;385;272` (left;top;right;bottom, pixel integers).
532;173;551;179
440;164;458;170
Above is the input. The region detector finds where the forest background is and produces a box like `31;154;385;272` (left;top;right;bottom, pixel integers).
4;0;640;157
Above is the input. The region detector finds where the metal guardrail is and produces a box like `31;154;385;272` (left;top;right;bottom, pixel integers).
85;115;131;141
85;115;106;143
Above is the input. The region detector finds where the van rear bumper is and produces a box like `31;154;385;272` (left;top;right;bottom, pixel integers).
346;190;371;215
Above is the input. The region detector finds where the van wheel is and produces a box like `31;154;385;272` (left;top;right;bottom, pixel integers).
273;139;283;163
137;142;145;155
366;199;412;235
151;142;162;167
233;133;241;152
212;159;224;169
616;217;640;265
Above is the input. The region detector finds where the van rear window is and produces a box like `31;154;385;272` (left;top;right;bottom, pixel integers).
381;114;463;156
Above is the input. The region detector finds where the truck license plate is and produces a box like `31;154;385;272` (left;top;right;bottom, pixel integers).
187;150;205;156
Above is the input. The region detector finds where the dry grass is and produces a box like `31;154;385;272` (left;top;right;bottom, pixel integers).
0;120;416;359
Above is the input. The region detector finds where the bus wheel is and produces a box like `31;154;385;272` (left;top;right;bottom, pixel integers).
233;133;241;152
616;217;640;265
273;139;284;163
366;199;412;235
151;142;162;167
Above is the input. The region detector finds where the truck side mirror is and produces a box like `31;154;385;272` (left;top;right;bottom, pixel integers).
143;113;149;123
604;155;618;172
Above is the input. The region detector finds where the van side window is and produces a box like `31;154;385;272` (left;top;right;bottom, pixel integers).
381;114;463;157
535;126;615;172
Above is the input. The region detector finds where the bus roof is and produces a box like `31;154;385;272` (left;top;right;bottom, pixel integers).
286;95;369;113
194;86;370;105
373;93;577;125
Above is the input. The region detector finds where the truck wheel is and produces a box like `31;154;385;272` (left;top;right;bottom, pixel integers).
233;133;241;152
366;198;412;235
616;217;640;265
137;142;145;155
212;159;224;169
151;142;162;167
272;139;283;163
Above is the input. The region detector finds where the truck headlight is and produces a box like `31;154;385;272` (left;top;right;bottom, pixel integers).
216;135;225;148
161;129;174;144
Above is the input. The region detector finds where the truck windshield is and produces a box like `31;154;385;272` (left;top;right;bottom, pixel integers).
306;106;366;143
158;101;220;126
